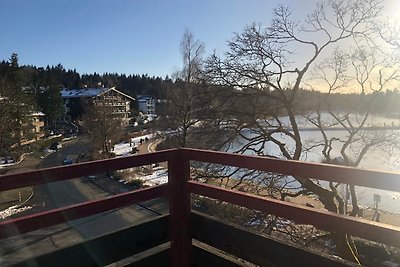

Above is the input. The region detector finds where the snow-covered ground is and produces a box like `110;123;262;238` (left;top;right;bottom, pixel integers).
130;133;157;144
112;142;135;156
0;205;32;220
112;133;158;156
112;132;167;186
0;156;20;168
139;169;168;187
0;162;15;169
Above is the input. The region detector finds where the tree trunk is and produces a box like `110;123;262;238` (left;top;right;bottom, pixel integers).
316;189;360;264
332;233;360;264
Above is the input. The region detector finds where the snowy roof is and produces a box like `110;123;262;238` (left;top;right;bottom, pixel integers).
137;95;153;100
61;88;108;98
99;88;135;101
137;95;155;102
61;87;135;101
30;111;45;117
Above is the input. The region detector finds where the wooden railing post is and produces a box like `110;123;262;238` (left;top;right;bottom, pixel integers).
168;149;191;266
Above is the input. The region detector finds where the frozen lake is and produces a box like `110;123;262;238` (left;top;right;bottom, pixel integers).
226;113;400;213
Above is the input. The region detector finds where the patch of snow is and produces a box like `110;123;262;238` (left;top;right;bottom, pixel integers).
0;158;17;168
130;133;156;144
119;168;168;187
0;205;33;220
113;142;135;156
62;135;77;141
140;169;168;186
61;88;107;98
112;133;157;156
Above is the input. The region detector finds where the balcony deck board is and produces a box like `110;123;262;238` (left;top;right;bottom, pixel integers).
192;240;253;267
191;211;358;267
12;215;169;267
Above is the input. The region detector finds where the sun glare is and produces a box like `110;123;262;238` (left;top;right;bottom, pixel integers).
385;0;400;21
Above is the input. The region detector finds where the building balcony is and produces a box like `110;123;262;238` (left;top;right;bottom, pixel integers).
0;149;399;266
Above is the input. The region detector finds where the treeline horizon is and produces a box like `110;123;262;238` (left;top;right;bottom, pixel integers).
0;54;172;99
1;54;400;116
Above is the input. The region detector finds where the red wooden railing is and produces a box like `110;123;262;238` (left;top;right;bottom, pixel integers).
0;148;400;266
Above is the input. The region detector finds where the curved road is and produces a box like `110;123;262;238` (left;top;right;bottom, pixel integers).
35;136;91;209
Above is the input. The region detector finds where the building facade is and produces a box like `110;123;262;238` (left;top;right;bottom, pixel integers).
137;95;156;115
29;112;45;141
61;87;135;126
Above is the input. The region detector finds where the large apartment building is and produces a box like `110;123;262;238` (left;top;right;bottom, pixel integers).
61;87;135;126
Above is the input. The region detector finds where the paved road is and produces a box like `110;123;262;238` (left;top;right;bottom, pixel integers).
34;136;91;209
0;135;168;266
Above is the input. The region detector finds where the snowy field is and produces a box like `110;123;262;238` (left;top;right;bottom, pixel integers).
139;169;168;186
112;133;157;156
0;205;32;220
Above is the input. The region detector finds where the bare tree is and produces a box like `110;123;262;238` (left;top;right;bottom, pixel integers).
179;30;205;84
163;30;218;148
313;44;399;192
83;105;123;159
205;0;399;263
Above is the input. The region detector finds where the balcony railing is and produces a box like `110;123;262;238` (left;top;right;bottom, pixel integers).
0;148;399;266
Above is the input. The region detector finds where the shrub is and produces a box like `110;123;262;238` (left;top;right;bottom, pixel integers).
129;179;144;188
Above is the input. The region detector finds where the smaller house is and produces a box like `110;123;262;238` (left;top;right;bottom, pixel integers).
0;95;45;146
29;112;45;140
137;95;156;115
20;111;46;145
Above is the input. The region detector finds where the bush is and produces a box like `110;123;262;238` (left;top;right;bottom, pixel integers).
129;179;144;188
355;240;397;266
34;137;63;151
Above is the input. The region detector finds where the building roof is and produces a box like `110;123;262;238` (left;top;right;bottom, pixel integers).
61;87;135;101
99;88;135;101
137;95;154;103
30;111;45;117
61;88;108;98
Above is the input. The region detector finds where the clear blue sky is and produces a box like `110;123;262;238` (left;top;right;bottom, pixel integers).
0;0;397;78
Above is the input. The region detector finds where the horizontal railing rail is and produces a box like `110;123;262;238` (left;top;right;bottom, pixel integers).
188;181;400;247
0;184;168;239
2;148;399;197
191;211;357;267
0;149;173;191
183;148;400;192
0;150;172;239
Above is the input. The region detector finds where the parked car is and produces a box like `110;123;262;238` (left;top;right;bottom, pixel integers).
0;157;14;164
50;141;62;151
62;158;73;165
